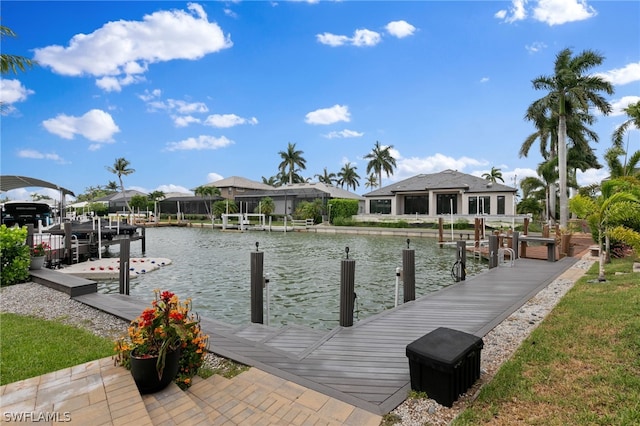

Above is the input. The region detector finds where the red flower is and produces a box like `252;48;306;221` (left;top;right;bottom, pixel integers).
169;310;184;322
160;291;175;303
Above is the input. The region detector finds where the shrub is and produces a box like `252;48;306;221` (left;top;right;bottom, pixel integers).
0;225;30;286
328;199;359;221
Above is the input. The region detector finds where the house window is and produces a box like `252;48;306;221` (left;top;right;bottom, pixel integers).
468;196;491;215
404;196;428;214
436;194;457;214
370;199;391;214
497;196;506;215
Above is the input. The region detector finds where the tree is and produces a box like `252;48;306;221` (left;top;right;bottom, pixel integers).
529;48;613;229
337;163;360;191
148;190;165;222
194;185;220;220
605;146;640;179
130;195;150;212
481;167;504;183
255;197;274;216
315;167;337;186
105;181;119;193
612;100;640;149
106;157;135;215
262;176;279;187
570;178;640;281
364;174;378;189
1;26;37;113
364;141;396;188
212;200;238;217
278;143;307;185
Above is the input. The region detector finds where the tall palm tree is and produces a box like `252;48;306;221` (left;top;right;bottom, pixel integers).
105;180;119;193
337;163;360;191
612;100;640;149
106;157;135;215
194;185;220;220
278;142;307;185
364;174;378;189
481;167;504;183
364;141;396;188
148;190;165;222
529;48;613;228
315;167;337;185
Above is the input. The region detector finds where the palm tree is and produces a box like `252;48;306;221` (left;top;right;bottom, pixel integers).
148;190;165;222
315;167;337;185
529;48;613;228
570;178;640;281
106;157;135;215
262;176;279;187
481;167;504;183
612;101;640;149
1;26;37;113
194;185;220;220
278;142;307;185
364;174;378;189
337;163;360;191
364;141;396;188
105;181;119;193
605;146;640;178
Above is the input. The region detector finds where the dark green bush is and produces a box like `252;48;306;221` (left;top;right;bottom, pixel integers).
0;225;30;286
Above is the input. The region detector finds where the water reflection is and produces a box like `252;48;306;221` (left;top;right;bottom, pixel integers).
99;227;487;330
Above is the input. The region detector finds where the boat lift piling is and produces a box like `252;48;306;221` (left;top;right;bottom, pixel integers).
340;247;356;327
402;239;416;303
250;242;265;324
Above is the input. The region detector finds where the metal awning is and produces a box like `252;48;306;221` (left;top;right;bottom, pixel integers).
0;175;76;197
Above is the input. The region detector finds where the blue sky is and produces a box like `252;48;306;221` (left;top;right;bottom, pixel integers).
2;0;639;201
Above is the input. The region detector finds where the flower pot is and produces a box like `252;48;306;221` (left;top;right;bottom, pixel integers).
130;348;180;394
29;256;45;270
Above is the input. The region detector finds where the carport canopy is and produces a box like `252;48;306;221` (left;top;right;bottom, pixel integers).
0;175;76;197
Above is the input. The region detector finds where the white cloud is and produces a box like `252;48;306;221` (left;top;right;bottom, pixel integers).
17;149;67;164
173;115;201;127
207;173;224;183
305;104;350;125
164;135;234;151
324;129;364;139
480;77;490;83
138;89;162;102
610;96;640;117
496;0;596;26
525;41;547;54
0;79;35;106
33;3;232;91
392;152;488;181
42;109;120;143
495;0;527;23
204;114;258;128
385;21;416;38
576;167;609;187
594;62;640;86
533;0;597;26
317;29;381;47
316;33;350;47
155;184;194;195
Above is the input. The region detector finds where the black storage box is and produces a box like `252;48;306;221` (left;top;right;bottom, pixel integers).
406;327;483;407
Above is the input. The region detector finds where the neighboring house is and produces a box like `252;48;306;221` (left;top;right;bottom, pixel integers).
204;176;274;200
159;192;222;216
234;181;364;217
96;190;148;213
361;169;517;219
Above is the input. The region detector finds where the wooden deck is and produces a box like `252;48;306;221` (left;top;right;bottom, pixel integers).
72;256;576;415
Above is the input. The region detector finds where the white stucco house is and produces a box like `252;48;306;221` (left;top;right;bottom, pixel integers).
360;169;518;220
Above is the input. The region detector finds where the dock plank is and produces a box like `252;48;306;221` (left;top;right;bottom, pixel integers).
67;256;575;415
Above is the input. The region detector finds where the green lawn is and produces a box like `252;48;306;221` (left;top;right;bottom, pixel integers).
0;313;114;385
453;256;640;425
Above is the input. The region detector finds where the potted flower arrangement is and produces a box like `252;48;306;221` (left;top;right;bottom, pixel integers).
114;289;208;393
29;241;50;270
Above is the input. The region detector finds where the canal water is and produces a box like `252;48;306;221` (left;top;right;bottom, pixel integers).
99;227;488;330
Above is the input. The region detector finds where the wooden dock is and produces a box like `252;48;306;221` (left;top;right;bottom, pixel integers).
68;256;576;415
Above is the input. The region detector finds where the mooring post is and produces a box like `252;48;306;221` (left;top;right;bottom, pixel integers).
250;242;264;324
474;218;481;248
141;226;146;255
488;235;498;269
438;218;444;245
340;247;356;327
119;237;130;295
512;231;520;259
403;239;415;302
455;240;466;282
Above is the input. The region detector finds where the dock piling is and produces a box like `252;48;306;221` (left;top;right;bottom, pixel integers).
119;238;130;295
403;239;416;302
340;247;356;327
251;242;264;324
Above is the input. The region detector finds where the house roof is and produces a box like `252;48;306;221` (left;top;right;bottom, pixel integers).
204;176;274;191
363;169;516;197
95;189;148;202
235;181;363;200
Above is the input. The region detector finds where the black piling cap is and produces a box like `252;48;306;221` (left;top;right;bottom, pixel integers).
255;242;260;251
406;238;411;249
345;246;350;259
